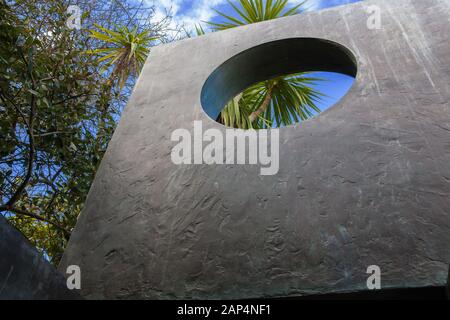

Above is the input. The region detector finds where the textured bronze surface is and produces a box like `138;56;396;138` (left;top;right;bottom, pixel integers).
60;0;450;299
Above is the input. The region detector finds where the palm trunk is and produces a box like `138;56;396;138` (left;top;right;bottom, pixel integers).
249;80;277;123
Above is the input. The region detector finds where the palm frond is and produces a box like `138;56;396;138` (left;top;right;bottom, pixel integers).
223;73;324;129
87;24;158;90
206;0;306;30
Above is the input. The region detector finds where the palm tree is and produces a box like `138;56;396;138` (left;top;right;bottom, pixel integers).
86;24;158;90
207;0;306;30
86;24;158;155
202;0;324;129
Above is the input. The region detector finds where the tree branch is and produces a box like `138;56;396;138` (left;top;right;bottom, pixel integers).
0;205;71;237
6;50;37;208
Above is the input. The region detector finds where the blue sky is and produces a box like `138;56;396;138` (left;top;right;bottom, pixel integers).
152;0;362;30
152;0;362;113
310;72;355;113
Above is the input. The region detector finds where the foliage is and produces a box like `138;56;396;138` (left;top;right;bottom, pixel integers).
0;0;176;264
201;0;324;129
86;24;159;90
207;0;306;30
221;74;323;129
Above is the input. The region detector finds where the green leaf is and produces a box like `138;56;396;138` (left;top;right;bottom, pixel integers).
28;89;39;96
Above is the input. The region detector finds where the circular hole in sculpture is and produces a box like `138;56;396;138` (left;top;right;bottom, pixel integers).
201;38;357;129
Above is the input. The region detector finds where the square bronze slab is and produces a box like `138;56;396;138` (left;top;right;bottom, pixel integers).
60;0;450;299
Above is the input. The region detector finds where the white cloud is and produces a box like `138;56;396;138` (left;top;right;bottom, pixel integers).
302;0;323;11
148;0;228;35
148;0;342;36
